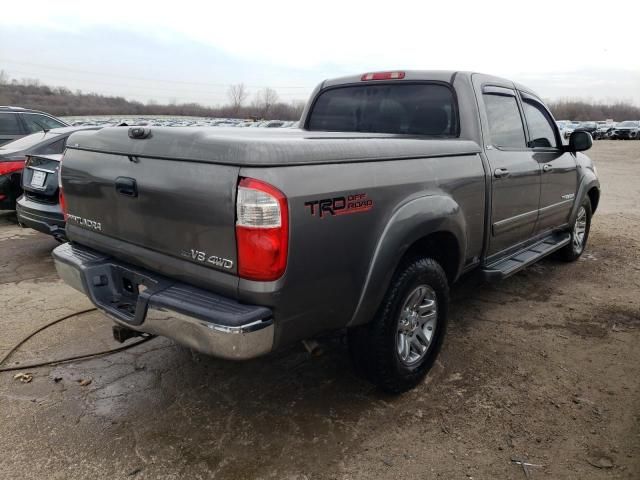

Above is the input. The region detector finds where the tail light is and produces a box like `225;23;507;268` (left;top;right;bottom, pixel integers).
0;160;26;176
58;158;67;220
236;177;288;281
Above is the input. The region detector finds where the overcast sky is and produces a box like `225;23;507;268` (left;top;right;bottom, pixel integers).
2;0;639;107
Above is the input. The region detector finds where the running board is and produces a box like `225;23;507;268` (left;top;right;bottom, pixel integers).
481;232;571;281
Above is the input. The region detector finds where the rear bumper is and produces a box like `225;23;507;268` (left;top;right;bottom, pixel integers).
52;242;274;360
16;195;66;238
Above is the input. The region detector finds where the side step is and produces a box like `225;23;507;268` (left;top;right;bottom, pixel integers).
481;232;571;281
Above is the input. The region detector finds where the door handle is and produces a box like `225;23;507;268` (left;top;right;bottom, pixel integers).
494;168;509;178
542;164;553;172
115;177;138;197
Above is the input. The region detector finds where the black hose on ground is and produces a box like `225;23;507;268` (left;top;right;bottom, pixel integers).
0;308;155;373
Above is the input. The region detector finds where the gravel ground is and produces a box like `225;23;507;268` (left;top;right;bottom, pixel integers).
0;141;638;479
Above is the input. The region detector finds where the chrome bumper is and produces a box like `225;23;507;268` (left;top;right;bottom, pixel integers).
53;243;274;360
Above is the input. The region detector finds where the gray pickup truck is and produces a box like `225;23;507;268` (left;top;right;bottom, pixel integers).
53;71;600;392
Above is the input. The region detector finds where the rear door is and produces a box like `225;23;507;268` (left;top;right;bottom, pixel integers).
519;92;578;234
474;79;541;257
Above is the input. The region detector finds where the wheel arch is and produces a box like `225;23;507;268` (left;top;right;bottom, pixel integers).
347;194;466;328
587;186;600;214
570;167;600;224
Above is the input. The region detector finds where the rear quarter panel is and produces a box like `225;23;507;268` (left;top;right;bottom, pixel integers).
240;152;485;347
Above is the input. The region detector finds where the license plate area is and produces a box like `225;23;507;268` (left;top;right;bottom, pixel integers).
30;170;47;188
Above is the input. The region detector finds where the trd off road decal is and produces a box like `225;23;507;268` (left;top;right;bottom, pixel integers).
304;193;373;218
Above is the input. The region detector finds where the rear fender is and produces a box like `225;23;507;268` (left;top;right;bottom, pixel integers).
347;195;466;327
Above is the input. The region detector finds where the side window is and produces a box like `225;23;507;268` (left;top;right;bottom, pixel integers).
0;113;22;135
483;93;526;149
23;114;65;133
521;98;558;148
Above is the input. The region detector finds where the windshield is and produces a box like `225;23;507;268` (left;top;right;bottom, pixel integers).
307;83;457;136
0;131;60;151
618;121;638;127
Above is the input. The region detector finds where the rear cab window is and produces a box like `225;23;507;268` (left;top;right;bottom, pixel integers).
307;83;458;136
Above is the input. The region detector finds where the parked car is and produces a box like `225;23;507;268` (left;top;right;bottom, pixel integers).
562;122;581;140
0;106;68;146
52;70;599;393
16;154;66;240
593;124;616;140
573;122;598;138
0;126;98;210
611;121;640;139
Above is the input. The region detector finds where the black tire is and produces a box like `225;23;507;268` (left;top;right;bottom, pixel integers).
348;257;449;393
558;197;592;262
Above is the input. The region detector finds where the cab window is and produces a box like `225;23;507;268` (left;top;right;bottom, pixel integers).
521;97;558;148
483;91;526;149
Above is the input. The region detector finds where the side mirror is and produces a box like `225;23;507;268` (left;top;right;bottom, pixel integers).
567;131;592;152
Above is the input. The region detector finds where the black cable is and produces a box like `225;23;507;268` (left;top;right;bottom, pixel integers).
0;308;155;373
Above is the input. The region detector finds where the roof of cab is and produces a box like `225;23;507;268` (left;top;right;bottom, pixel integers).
320;70;542;100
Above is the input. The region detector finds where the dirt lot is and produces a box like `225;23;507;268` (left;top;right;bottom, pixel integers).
1;141;638;480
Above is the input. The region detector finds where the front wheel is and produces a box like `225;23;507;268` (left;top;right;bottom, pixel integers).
348;257;449;393
558;198;592;262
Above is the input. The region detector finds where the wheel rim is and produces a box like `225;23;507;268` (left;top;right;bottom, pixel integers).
396;285;438;366
572;206;587;253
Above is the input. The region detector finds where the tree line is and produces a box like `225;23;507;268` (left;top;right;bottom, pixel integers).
1;71;639;122
0;72;305;120
545;100;640;122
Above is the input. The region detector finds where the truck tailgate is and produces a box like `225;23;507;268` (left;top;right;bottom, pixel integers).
61;147;239;292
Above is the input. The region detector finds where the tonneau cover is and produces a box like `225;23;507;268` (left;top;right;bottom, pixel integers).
66;127;481;167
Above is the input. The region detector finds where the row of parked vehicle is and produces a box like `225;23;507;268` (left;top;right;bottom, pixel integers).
0;106;300;239
556;120;640;140
68;116;299;129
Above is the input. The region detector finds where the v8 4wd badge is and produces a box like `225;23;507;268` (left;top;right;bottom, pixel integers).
180;249;233;269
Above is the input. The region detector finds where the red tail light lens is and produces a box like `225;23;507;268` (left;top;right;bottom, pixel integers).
236;177;288;281
59;189;67;220
361;71;405;81
0;160;26;176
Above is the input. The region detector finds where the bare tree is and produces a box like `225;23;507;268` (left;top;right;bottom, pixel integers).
254;87;279;118
0;70;8;85
227;83;248;115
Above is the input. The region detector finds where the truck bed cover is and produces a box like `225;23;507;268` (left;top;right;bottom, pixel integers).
66;127;481;167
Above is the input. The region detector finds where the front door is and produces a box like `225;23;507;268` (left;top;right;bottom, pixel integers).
475;82;541;257
519;92;578;233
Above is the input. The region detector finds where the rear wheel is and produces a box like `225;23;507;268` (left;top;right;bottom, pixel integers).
348;257;449;393
558;198;592;262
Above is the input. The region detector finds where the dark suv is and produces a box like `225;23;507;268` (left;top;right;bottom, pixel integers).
0;106;68;146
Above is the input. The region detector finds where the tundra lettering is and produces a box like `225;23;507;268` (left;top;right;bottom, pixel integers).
65;214;102;232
